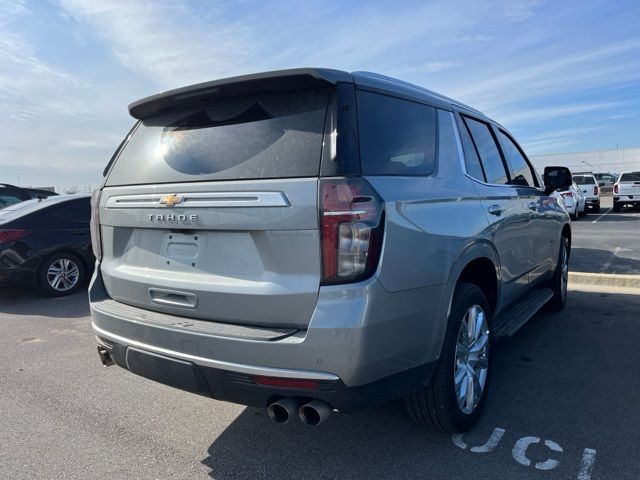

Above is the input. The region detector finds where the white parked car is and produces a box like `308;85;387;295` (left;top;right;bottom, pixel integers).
560;182;586;220
613;171;640;212
573;174;601;213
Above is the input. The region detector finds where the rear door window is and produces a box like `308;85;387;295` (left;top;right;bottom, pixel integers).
458;118;486;182
0;193;24;209
105;88;330;186
463;117;509;185
497;130;539;187
356;90;436;175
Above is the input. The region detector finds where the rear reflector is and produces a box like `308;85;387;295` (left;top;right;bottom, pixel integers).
254;376;319;390
0;229;30;244
319;177;384;284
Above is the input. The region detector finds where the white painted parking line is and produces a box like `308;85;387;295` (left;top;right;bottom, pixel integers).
577;448;597;480
452;428;598;479
592;207;612;223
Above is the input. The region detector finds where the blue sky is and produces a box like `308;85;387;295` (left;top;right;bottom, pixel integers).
1;0;639;190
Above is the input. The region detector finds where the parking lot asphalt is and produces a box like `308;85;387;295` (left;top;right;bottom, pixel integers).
570;195;640;274
1;285;639;480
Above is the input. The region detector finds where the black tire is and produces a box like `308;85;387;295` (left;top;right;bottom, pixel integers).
593;205;600;213
570;212;578;221
612;202;621;213
404;283;492;433
546;235;569;311
37;252;86;297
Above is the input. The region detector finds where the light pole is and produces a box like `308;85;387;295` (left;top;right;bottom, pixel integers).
581;160;596;171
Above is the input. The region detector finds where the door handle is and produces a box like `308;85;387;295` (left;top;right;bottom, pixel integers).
528;201;538;211
488;205;504;216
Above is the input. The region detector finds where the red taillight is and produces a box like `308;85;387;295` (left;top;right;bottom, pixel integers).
614;184;619;194
594;185;598;195
90;189;102;260
561;191;573;198
254;376;319;390
319;178;384;284
0;229;30;244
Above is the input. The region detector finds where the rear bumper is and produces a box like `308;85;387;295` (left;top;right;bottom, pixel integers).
89;265;450;411
614;195;640;203
0;267;35;288
94;331;435;412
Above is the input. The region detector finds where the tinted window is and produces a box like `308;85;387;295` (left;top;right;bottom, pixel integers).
573;175;595;185
619;172;640;182
497;130;538;187
106;88;329;186
437;109;461;171
464;117;509;185
357;91;436;175
51;201;91;226
458;119;486;182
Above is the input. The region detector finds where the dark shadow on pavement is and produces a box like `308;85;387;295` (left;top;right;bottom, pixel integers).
0;286;90;318
570;247;640;274
201;291;640;480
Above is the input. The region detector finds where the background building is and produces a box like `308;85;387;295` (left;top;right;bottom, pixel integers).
530;146;640;175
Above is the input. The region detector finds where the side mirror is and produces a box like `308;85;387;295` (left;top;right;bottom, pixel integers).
543;166;573;195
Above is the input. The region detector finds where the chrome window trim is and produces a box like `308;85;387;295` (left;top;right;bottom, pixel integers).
451;110;545;193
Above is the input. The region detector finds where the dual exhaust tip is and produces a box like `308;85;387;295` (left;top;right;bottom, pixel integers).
267;398;332;426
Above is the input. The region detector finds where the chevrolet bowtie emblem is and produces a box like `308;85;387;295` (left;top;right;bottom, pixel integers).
159;194;183;207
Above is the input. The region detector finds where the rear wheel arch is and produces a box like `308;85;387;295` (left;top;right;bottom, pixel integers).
455;257;498;315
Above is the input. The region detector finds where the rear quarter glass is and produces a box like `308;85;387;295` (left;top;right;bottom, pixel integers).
105;88;330;186
356;90;436;176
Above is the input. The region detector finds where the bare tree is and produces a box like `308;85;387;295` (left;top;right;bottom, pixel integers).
64;185;80;194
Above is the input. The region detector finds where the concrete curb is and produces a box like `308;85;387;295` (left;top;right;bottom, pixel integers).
568;272;640;294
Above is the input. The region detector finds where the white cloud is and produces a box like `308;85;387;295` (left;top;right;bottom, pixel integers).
498;102;619;126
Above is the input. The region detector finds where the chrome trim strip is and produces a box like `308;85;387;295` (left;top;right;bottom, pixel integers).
105;191;290;209
91;322;339;381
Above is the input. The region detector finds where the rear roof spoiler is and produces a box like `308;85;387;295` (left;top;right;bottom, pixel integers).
128;68;353;120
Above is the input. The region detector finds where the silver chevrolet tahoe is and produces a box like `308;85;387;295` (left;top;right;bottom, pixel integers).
89;68;573;433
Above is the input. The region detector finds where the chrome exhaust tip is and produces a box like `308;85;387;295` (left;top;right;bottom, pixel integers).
97;346;114;367
267;398;299;424
298;400;332;426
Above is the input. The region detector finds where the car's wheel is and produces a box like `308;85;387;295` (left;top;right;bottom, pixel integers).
613;202;621;213
546;235;569;311
37;252;86;297
593;205;600;213
404;283;491;433
570;212;578;220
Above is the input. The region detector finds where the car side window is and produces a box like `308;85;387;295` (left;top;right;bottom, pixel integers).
0;194;23;209
497;130;539;187
356;90;437;176
458;118;486;182
51;201;91;226
463;116;509;185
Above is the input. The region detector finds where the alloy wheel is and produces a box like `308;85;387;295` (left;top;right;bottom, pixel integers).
454;305;490;414
46;258;80;292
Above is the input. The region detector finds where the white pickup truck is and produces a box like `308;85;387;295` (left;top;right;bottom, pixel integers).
613;171;640;212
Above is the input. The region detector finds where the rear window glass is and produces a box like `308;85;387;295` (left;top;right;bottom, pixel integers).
574;175;595;185
619;172;640;182
105;88;329;186
356;90;436;176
